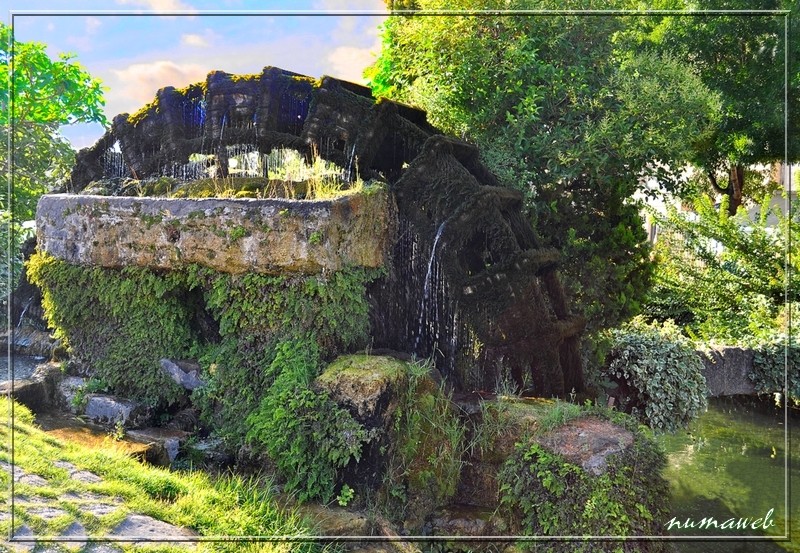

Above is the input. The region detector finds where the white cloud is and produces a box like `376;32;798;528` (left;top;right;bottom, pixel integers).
115;0;196;12
180;29;220;48
110;61;209;111
86;17;102;34
181;33;208;47
326;42;380;83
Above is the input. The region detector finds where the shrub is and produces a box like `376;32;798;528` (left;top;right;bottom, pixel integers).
751;336;800;405
246;339;368;503
497;412;670;551
27;253;194;408
602;319;708;432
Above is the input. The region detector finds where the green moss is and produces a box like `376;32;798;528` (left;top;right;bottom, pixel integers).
497;407;671;552
228;226;249;241
27;253;195;408
308;230;323;245
381;360;465;528
139;213;163;229
317;354;407;386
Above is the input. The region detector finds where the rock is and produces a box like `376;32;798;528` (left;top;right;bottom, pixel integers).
536;416;634;476
83;394;150;429
0;379;48;413
2;326;60;358
36;189;391;275
425;504;506;540
315;355;409;423
165;407;200;432
58;376;87;413
160;358;205;390
125;427;190;465
297;502;371;536
108;514;198;538
0;362;64;414
454;399;635;509
193;437;234;467
700;347;757;396
59;522;88;550
9;525;35;552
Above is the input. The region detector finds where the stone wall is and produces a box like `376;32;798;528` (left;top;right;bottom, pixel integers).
699;346;758;397
36;189;394;274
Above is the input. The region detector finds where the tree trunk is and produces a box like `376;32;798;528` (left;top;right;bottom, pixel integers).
707;163;745;215
728;163;744;215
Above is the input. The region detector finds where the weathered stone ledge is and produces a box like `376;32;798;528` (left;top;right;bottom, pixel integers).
36;189;393;274
698;346;757;397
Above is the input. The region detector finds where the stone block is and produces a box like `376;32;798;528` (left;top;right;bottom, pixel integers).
36;190;392;275
700;347;757;397
83;394;150;428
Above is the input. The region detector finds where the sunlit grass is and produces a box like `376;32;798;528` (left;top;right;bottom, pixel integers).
1;398;327;552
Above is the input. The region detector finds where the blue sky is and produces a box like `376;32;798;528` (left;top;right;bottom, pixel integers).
6;0;387;149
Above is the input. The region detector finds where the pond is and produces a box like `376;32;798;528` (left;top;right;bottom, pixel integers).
659;396;799;552
0;354;46;381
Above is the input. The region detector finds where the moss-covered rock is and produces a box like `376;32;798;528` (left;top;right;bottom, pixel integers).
315;354;408;422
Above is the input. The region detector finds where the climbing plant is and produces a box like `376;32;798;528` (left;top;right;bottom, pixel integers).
497;409;670;551
28;251;381;502
27;253;193;408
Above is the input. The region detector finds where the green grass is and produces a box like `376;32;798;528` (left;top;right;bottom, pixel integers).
1;399;331;552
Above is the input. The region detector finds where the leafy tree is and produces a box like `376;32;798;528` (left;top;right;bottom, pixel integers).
629;0;799;214
366;0;720;330
0;23;107;322
646;194;798;344
1;22;107;222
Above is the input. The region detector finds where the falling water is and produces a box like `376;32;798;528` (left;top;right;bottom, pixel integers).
414;220;448;353
16;297;33;329
346;143;358;182
102;143;131;179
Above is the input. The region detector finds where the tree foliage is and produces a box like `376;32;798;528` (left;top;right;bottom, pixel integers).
367;0;721;330
646;194;798;344
1;22;107;222
627;0;798;213
1;23;107;323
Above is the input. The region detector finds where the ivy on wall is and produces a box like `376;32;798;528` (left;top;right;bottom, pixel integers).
28;252;381;502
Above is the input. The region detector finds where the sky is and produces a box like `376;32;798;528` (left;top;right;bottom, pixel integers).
6;0;388;149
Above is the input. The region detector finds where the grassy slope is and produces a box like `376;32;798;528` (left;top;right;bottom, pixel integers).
0;399;328;553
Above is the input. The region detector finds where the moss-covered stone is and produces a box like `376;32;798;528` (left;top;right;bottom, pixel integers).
316;354;408;421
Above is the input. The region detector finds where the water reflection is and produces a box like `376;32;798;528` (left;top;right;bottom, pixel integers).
658;396;799;552
0;355;44;380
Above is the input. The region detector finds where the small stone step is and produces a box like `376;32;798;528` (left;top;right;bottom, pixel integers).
126;427;191;465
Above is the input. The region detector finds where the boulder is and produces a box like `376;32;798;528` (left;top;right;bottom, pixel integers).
0;379;47;413
159;359;205;391
125;427;190;465
536;416;633;476
57;376;87;413
83;394;150;429
0;362;64;413
315;354;409;424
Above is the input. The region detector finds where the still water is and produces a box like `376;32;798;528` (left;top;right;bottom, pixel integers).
0;354;44;380
658;396;799;553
